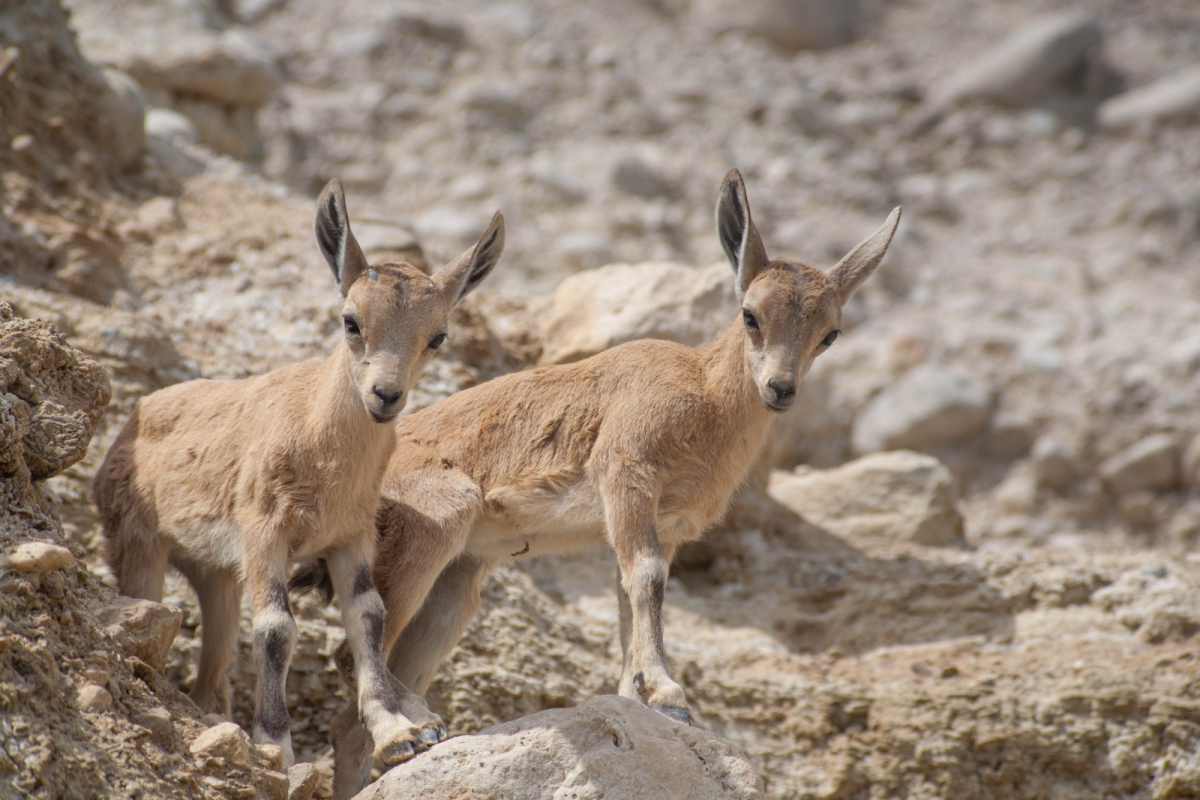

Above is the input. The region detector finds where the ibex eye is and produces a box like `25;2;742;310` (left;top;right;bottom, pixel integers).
821;330;840;347
428;333;447;350
742;309;759;330
343;316;361;336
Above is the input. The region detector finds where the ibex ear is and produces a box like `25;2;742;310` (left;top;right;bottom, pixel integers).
314;179;369;298
436;211;505;307
827;207;901;305
716;170;770;303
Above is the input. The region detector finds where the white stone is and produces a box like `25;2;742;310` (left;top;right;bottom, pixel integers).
77;684;112;712
697;0;858;51
851;365;994;454
1099;65;1200;130
539;261;734;365
5;541;73;574
768;451;965;547
1100;434;1180;495
92;596;183;671
190;722;252;768
287;762;319;800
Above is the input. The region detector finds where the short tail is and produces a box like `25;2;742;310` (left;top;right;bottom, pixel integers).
288;559;335;606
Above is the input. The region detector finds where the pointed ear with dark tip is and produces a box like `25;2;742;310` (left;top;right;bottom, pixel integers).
314;178;369;298
436;211;505;307
715;169;770;302
827;207;902;305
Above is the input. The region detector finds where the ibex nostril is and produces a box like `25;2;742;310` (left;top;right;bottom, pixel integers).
373;386;401;407
768;380;795;401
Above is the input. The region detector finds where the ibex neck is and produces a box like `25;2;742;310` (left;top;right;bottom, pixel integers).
702;317;775;453
310;342;394;456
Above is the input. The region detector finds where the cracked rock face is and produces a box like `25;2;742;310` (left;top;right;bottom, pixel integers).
0;303;112;483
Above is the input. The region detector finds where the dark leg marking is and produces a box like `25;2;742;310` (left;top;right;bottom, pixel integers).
259;624;291;670
511;541;529;557
256;686;290;740
351;565;374;598
266;580;293;616
364;611;384;655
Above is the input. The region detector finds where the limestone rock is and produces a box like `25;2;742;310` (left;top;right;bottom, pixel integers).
357;696;763;800
1100;434;1180;495
611;155;674;198
852;365;994;454
92;596;183;672
287;763;319;800
96;68;146;171
191;722;252;769
540;261;734;365
0;307;112;480
939;13;1110;107
77;684;112;712
768;450;965;547
1182;436;1200;490
1031;435;1082;493
698;0;859;51
4;541;74;574
132;707;174;747
1099;65;1200;130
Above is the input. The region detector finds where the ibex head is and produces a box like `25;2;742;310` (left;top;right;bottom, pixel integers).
716;169;900;412
314;179;505;423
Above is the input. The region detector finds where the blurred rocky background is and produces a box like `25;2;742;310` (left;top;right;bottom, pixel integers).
3;0;1200;797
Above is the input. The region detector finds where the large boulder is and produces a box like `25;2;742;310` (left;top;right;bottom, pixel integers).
539;261;735;365
358;695;763;800
0;304;112;481
65;0;280;161
1099;434;1181;496
768;450;965;547
938;12;1112;108
1099;65;1200;130
851;364;993;454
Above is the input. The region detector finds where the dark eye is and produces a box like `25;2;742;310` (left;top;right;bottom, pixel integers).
343;315;361;336
742;309;759;330
428;333;447;350
821;330;840;347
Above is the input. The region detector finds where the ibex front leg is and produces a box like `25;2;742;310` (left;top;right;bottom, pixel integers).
245;542;299;767
605;480;691;724
324;542;446;767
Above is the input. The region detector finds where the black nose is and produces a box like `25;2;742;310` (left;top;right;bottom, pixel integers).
373;386;402;407
768;380;795;402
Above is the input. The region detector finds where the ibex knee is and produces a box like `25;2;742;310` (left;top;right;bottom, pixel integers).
623;554;667;603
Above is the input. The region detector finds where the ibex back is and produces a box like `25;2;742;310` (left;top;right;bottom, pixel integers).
93;179;504;768
307;170;900;798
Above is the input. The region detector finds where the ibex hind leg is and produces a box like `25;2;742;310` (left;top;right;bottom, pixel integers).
173;553;242;716
386;554;492;694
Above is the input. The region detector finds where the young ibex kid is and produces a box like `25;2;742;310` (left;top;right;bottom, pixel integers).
301;170;899;798
93;179;504;768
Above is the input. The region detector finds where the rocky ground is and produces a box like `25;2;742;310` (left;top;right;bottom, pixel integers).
3;0;1200;798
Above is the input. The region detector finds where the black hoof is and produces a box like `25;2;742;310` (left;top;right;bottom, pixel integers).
378;738;416;766
653;704;693;725
418;726;440;747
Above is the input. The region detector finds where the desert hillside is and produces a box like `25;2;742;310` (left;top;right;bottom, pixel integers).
2;0;1199;798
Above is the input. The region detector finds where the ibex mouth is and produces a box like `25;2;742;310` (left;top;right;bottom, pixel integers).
762;399;792;413
368;409;399;424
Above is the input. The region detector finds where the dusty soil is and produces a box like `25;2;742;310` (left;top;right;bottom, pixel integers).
3;0;1200;798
